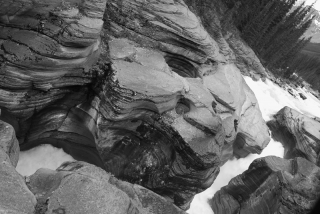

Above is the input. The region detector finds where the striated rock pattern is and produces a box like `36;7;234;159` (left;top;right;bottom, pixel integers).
0;0;270;210
27;161;186;214
210;156;320;214
0;0;107;145
267;106;320;166
95;35;269;207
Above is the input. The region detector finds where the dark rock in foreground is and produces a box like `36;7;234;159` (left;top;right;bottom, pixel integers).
209;156;320;214
27;161;186;214
0;119;19;166
267;106;320;166
0;119;36;213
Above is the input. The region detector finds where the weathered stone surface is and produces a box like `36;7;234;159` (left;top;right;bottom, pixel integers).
93;33;270;208
210;156;320;214
0;149;36;213
27;161;186;214
267;106;320;166
104;0;225;65
0;119;19;166
0;0;271;210
0;0;107;141
96;37;223;209
203;63;270;162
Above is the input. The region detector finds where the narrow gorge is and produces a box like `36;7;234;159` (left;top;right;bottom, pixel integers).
0;0;319;214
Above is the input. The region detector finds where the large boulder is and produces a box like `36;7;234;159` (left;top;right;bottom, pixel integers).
0;147;36;213
210;156;320;214
267;106;320;166
27;161;186;214
0;119;19;166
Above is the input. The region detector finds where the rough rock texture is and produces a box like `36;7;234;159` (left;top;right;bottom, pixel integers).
267;106;320;166
0;119;19;166
0;0;270;210
27;161;186;214
95;35;269;207
0;145;36;213
0;0;107;165
210;156;320;214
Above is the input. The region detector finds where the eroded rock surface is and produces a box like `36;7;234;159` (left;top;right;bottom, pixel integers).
95;35;269;207
268;106;320;166
210;156;320;214
0;136;36;213
27;161;186;214
0;0;270;210
0;119;19;166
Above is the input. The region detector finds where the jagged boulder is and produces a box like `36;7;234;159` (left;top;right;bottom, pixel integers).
267;106;320;166
0;140;36;213
209;156;320;214
0;119;19;166
27;161;186;214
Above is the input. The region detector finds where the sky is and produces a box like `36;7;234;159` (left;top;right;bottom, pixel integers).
15;76;320;213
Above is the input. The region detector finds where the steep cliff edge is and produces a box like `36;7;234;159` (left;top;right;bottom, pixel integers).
0;0;270;211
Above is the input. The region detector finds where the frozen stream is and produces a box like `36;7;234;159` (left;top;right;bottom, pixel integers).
15;76;320;214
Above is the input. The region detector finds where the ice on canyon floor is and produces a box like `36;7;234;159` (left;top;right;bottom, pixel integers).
187;76;320;214
16;144;75;176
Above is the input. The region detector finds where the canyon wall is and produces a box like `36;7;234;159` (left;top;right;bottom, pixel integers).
0;0;271;212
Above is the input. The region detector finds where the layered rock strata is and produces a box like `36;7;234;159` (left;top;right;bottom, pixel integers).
0;0;107;164
210;156;320;214
0;0;270;210
0;119;36;213
0;119;19;166
267;106;320;166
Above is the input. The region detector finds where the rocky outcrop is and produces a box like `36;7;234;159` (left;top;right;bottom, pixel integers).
267;106;320;166
0;121;36;213
95;34;269;207
0;119;19;166
0;0;270;210
27;161;186;214
202;63;270;162
0;0;107;165
210;156;320;214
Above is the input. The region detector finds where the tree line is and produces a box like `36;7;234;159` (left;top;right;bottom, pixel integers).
184;0;315;81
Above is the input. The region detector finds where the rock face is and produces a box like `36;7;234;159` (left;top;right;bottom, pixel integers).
0;119;19;166
0;0;270;210
210;156;320;214
0;120;36;213
0;0;107;165
267;106;320;166
27;161;186;214
96;0;269;208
